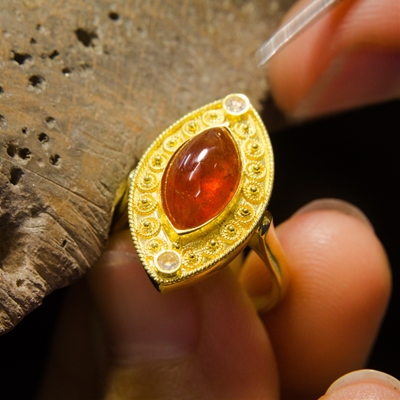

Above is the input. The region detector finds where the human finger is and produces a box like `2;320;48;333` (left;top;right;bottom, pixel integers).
268;0;400;119
319;369;400;399
88;230;279;400
240;199;392;399
37;281;104;400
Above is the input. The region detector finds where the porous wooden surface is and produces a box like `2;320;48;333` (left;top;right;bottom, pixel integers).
0;0;293;334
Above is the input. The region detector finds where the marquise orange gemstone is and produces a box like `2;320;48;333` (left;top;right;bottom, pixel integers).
161;127;241;230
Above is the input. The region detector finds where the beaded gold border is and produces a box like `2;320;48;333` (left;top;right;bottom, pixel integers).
128;94;274;292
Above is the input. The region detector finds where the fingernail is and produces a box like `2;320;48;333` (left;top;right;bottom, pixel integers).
291;50;400;119
91;246;199;364
326;369;400;394
294;198;374;231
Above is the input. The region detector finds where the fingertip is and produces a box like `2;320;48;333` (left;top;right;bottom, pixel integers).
251;199;391;398
282;199;392;332
281;200;392;312
320;369;400;400
89;230;200;364
90;231;280;399
268;0;400;118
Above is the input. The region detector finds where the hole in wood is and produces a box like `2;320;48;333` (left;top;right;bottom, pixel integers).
16;279;24;287
12;52;32;65
49;50;59;59
108;11;120;20
38;132;49;143
0;86;4;95
10;167;24;185
7;143;17;157
18;148;31;160
62;67;72;76
49;154;61;166
45;116;56;129
29;75;45;88
22;127;28;134
75;28;98;47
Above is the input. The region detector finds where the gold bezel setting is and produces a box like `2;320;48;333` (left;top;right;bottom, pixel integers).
128;94;274;292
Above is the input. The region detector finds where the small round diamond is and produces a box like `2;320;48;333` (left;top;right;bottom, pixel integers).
155;250;181;274
223;94;250;115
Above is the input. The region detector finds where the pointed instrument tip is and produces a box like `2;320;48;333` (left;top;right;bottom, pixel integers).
256;0;343;67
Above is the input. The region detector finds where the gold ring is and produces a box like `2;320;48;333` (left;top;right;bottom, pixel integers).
115;94;288;312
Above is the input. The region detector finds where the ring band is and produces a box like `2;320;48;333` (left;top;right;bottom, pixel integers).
115;94;288;311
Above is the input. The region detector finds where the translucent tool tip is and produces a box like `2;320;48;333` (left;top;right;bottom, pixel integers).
256;0;342;67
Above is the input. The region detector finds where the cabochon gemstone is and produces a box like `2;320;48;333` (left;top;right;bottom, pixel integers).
161;127;241;230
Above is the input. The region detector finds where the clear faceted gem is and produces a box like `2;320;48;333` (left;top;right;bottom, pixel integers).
223;94;249;115
155;250;181;274
161;127;241;230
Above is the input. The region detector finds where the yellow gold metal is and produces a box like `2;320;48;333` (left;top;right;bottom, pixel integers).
116;94;288;311
247;211;289;312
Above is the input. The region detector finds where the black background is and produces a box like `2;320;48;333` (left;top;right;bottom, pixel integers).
0;99;399;399
267;99;400;379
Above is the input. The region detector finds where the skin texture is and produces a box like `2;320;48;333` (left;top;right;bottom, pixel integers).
39;201;392;400
268;0;400;118
320;370;400;400
241;209;391;398
38;0;400;398
321;384;400;400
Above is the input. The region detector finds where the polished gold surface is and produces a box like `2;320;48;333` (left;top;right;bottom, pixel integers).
248;211;289;312
119;94;287;310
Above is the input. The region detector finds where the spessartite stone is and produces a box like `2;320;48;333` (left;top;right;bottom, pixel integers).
161;127;241;230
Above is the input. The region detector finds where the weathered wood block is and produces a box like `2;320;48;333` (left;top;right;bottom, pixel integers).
0;0;293;333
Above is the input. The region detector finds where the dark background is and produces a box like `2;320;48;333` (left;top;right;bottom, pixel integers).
0;99;399;399
267;99;400;380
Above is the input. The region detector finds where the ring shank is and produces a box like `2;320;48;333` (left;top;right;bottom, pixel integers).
246;211;289;312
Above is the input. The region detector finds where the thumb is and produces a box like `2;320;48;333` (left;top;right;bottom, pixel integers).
268;0;400;119
319;369;400;399
89;230;279;400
